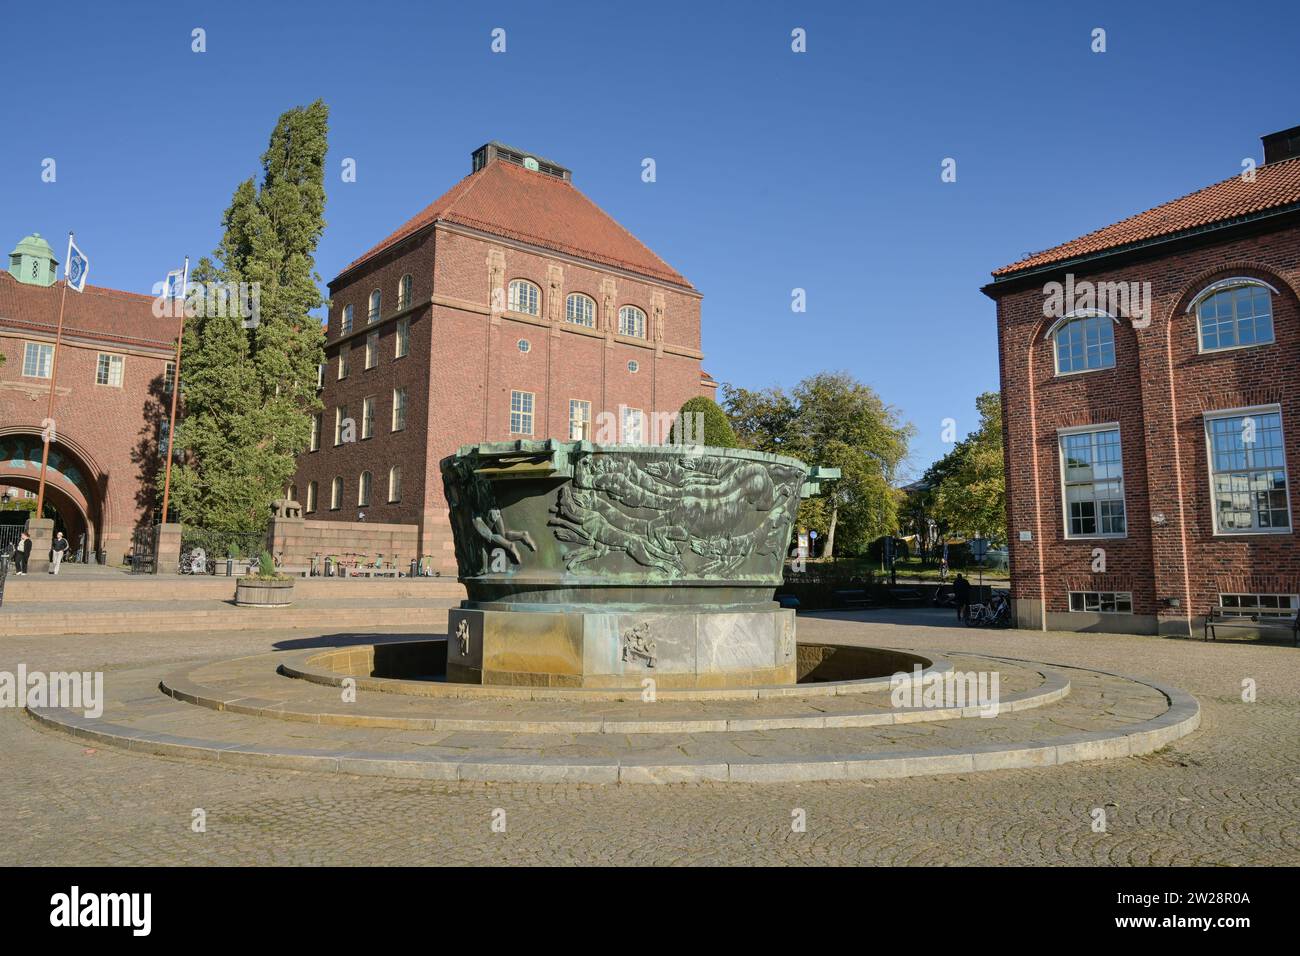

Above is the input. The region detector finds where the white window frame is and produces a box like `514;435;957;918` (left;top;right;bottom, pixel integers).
565;293;596;328
1058;422;1127;539
341;304;354;336
330;477;343;510
510;390;534;435
618;305;646;339
1203;404;1292;535
1050;311;1116;376
166;361;178;393
337;343;350;380
95;352;124;387
388;465;401;503
508;280;540;316
358;470;372;507
569;399;591;440
1068;591;1134;614
306;480;317;513
310;413;321;452
1187;277;1278;354
22;342;53;379
365;331;379;369
391;387;406;432
361;396;375;440
398;274;412;310
621;406;645;444
1218;593;1299;620
368;289;381;324
396;317;410;358
334;406;348;446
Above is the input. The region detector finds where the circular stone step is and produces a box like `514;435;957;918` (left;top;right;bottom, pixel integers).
24;649;1200;784
159;650;1068;734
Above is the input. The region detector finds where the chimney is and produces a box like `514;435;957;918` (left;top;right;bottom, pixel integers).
471;142;571;182
1261;125;1300;165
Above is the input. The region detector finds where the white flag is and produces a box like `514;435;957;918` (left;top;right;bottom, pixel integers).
65;236;89;293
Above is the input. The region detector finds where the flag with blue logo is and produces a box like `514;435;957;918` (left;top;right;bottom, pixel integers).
163;268;186;300
65;236;89;293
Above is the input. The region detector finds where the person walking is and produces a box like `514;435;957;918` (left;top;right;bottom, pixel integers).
14;532;32;574
49;531;69;575
952;573;971;623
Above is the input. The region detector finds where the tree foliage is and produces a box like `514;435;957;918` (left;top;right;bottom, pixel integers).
678;395;737;448
722;371;912;556
925;391;1006;542
165;101;329;531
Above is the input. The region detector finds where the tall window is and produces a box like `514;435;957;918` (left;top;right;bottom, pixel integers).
510;390;534;435
365;331;379;369
396;317;410;358
398;274;412;310
358;470;372;507
22;343;53;378
621;406;645;444
569;399;591;440
1206;408;1290;533
342;304;354;335
388;465;401;503
1054;315;1115;374
306;480;317;513
368;290;381;324
310;413;321;452
334;405;348;445
165;361;177;393
1196;281;1274;351
566;293;595;327
96;353;124;387
509;280;540;316
315;363;324;390
391;387;407;431
288;484;298;504
618;305;646;338
361;396;375;439
330;477;343;510
338;343;350;379
1060;427;1126;537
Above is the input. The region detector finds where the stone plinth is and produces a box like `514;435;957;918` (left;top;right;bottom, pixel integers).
24;517;53;574
152;523;182;576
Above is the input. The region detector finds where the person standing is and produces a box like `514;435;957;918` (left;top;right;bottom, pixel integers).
15;532;32;574
952;573;971;623
50;531;69;575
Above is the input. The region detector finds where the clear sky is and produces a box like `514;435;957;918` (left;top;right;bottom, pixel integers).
2;0;1297;475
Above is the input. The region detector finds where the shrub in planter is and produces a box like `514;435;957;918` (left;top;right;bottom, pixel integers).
234;551;294;607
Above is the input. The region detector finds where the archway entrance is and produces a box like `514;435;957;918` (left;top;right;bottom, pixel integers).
0;434;102;562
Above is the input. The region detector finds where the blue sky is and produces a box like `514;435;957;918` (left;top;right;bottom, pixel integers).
2;0;1297;476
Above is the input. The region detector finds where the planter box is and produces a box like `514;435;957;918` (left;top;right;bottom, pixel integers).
235;579;294;608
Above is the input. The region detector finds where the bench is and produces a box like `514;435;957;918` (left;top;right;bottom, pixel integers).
832;588;873;609
888;587;927;606
1204;610;1299;646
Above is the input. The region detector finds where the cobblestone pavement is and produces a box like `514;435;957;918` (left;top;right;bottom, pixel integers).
2;609;1297;865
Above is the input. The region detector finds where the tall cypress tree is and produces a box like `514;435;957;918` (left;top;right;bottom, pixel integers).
165;101;328;531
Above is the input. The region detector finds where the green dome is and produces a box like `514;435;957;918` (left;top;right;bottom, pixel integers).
8;232;58;286
9;233;56;260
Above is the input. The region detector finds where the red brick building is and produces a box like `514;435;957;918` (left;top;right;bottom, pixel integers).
986;126;1300;636
0;233;178;561
293;143;715;570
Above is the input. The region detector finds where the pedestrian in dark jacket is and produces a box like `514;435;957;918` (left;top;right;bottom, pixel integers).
953;573;971;622
14;532;32;574
50;531;69;575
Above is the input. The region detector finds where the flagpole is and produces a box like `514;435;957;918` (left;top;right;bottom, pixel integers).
159;256;188;525
34;232;74;518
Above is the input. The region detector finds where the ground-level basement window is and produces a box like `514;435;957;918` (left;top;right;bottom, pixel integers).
1069;591;1133;613
1218;593;1298;619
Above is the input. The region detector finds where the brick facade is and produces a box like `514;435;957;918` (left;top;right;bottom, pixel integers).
292;146;714;572
988;190;1300;636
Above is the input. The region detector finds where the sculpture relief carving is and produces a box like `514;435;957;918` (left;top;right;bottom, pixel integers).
455;618;471;656
547;264;564;324
487;248;506;314
600;277;617;333
548;451;804;579
443;458;535;576
781;616;794;659
650;291;665;343
621;622;657;668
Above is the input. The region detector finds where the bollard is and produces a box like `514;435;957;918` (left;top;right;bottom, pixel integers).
226;557;233;577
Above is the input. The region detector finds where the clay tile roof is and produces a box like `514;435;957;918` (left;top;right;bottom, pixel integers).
0;271;179;350
993;156;1300;277
335;159;694;290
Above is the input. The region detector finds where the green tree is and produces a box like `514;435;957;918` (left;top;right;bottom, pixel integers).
925;391;1006;542
722;372;912;558
165;101;329;531
678;395;737;447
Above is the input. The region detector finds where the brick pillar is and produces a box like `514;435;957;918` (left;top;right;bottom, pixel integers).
25;517;53;574
153;522;183;575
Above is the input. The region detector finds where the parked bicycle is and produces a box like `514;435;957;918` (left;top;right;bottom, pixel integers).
965;589;1012;628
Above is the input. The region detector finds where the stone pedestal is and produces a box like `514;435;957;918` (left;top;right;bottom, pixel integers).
447;605;797;689
24;517;53;574
153;523;183;575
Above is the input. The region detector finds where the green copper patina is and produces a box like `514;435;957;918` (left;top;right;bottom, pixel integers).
441;440;808;610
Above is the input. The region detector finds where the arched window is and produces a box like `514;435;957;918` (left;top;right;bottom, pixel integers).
619;305;646;338
398;274;412;310
566;293;595;327
508;279;540;316
330;477;343;510
368;289;381;324
358;471;372;507
288;483;298;504
306;481;317;513
388;465;402;503
1190;278;1277;352
341;304;353;335
1053;313;1115;374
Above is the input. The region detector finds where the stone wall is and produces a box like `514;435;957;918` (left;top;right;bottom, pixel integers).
268;515;421;573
